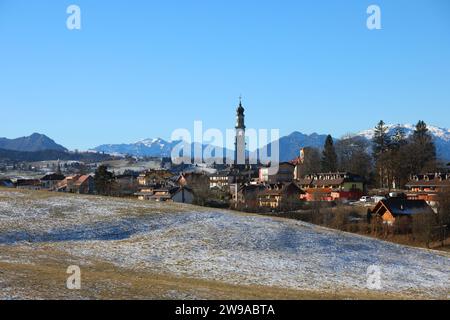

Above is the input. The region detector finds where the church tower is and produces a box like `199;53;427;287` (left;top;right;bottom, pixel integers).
235;98;246;166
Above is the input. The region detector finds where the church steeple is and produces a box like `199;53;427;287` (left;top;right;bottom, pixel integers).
236;97;246;130
234;97;246;166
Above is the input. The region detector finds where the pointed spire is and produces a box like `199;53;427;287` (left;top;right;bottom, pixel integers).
235;96;245;129
237;95;244;113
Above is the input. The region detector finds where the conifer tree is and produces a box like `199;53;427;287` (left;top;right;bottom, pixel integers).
321;135;338;172
410;120;436;173
372;120;391;188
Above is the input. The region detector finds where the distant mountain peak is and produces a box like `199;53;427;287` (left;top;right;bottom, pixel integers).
93;137;176;157
355;124;450;160
356;124;450;142
138;137;169;147
91;124;450;162
0;133;67;153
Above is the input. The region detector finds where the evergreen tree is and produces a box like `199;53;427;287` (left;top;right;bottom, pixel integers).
390;125;407;151
386;125;409;189
321;135;338;172
372;120;391;188
94;165;116;196
372;120;390;158
410;120;436;173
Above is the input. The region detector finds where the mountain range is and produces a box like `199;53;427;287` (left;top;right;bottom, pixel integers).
0;133;114;162
356;124;450;162
91;124;450;162
93;138;176;157
2;125;450;162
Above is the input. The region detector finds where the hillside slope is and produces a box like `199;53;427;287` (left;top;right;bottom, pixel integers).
0;190;448;299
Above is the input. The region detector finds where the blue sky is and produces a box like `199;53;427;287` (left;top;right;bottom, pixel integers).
0;0;449;150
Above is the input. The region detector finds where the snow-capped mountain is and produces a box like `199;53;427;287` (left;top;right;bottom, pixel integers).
355;124;450;161
92;124;450;161
93;138;179;157
93;138;229;159
357;124;450;141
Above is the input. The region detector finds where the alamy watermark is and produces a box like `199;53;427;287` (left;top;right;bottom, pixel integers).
367;5;382;30
66;265;81;290
66;5;81;30
366;265;382;290
170;121;280;174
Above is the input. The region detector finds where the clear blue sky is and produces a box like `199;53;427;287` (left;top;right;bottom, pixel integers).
0;0;449;150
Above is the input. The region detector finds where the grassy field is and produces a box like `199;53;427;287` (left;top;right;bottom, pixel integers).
0;188;449;300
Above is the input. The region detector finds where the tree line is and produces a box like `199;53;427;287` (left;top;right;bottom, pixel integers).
297;120;438;189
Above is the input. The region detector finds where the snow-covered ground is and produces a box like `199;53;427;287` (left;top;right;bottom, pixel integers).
0;189;449;299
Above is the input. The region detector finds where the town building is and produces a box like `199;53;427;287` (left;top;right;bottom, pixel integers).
257;182;303;209
0;178;15;188
136;186;194;204
137;169;173;187
177;172;210;191
371;198;435;226
405;173;450;206
16;179;42;190
57;175;95;194
297;172;365;201
209;170;232;190
259;162;295;184
40;173;65;190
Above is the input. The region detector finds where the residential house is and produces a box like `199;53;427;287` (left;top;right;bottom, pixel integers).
259;162;295;184
235;184;268;209
209;170;232;190
40;173;65;190
298;172;365;201
16;179;42;190
257;182;304;210
405;173;450;206
136;186;194;204
135;182;164;200
177;172;210;191
74;175;95;194
135;169;176;201
0;178;15;188
137;170;173;187
57;175;95;194
371;198;435;226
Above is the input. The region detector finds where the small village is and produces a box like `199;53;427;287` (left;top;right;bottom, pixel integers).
1;102;449;251
1;0;450;304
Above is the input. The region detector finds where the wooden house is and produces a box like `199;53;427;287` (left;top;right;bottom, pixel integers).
16;179;42;190
371;198;435;226
57;175;94;194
